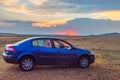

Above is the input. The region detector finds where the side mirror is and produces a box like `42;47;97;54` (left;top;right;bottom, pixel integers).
71;47;77;50
60;45;71;49
64;46;69;49
59;45;65;48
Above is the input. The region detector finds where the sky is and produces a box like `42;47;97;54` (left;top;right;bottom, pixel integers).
0;0;120;36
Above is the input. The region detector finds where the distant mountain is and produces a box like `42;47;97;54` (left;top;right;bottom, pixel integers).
0;33;69;37
0;33;29;37
90;32;120;37
0;32;120;37
0;33;50;37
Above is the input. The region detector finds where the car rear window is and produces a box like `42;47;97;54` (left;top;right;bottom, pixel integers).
32;40;44;47
32;39;51;48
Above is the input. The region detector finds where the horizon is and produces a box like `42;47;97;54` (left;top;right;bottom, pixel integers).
0;0;120;36
0;32;120;37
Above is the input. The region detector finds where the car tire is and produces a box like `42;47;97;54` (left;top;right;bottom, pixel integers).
19;56;35;71
79;56;90;68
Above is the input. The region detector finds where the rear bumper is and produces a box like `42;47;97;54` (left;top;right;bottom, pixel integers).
3;52;17;64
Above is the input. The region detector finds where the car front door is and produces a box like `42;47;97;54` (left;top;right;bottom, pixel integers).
52;39;78;65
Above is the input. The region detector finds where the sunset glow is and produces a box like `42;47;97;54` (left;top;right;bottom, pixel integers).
56;31;77;36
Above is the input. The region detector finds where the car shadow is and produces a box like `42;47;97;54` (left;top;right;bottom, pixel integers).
35;65;80;70
4;64;116;73
5;64;91;71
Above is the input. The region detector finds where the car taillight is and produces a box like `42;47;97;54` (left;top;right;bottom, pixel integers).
5;45;16;52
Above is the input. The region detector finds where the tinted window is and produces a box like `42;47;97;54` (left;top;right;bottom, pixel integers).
32;39;51;48
53;40;71;49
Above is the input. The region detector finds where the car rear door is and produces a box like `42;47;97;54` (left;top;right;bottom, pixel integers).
32;39;58;65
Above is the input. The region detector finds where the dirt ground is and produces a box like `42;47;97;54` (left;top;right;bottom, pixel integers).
0;36;120;80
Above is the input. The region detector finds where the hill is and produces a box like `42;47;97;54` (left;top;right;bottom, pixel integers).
0;32;120;37
0;33;68;37
90;32;120;37
0;33;29;37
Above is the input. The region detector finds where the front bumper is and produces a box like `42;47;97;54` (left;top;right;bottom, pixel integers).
89;55;95;64
3;52;17;64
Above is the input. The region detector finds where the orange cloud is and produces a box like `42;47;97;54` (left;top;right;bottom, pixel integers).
32;20;67;28
0;21;16;27
92;10;120;21
29;0;46;5
5;4;32;14
0;0;19;6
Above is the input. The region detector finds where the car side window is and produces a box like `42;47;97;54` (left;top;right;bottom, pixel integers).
53;40;71;49
32;39;51;48
53;40;61;48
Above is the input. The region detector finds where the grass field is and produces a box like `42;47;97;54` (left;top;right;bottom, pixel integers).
0;36;120;80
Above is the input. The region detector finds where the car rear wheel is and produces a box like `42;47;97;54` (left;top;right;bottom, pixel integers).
19;57;34;71
79;56;90;68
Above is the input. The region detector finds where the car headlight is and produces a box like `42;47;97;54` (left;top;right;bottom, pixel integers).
91;52;94;54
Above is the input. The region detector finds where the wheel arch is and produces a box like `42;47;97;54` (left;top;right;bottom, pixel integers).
78;54;90;64
17;52;38;64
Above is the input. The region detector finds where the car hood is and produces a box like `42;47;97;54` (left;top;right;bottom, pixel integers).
74;47;91;54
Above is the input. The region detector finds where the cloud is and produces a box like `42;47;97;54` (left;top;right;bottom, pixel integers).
29;0;47;5
0;0;37;16
31;18;120;35
31;1;74;15
0;0;19;6
0;0;120;25
56;18;120;35
0;18;120;35
39;0;75;9
61;0;120;6
0;21;16;27
27;0;120;17
5;4;32;14
32;20;66;27
60;0;120;12
28;0;80;15
91;10;120;21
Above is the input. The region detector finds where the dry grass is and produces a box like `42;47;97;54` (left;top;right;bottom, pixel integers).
0;36;120;80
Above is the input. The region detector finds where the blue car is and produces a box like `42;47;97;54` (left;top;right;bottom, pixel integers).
3;37;95;71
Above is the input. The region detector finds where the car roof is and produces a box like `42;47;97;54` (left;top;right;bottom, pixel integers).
15;37;63;44
27;37;64;41
16;37;73;46
29;37;73;46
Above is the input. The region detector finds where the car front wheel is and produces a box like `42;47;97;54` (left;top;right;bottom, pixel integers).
79;56;90;68
19;57;34;71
